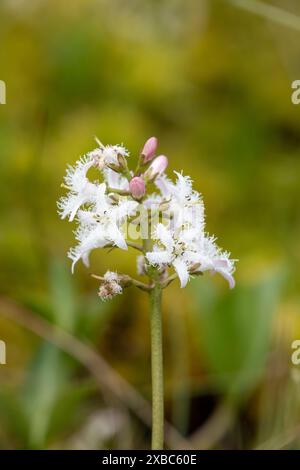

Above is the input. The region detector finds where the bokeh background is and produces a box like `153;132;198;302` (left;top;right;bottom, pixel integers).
0;0;300;449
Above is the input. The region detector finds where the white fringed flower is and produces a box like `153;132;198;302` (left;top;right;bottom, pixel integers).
57;156;96;221
146;172;236;288
191;235;236;289
58;141;137;273
68;196;138;273
103;168;130;191
146;223;197;288
156;171;199;205
89;141;129;169
146;222;235;289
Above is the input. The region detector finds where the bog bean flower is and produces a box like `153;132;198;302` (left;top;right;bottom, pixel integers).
58;136;237;449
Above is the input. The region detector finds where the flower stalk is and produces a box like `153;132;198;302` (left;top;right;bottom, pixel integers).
149;282;164;449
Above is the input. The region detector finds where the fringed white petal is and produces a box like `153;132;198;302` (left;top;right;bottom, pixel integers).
106;225;128;250
103;168;130;191
155;174;174;198
173;258;189;288
155;223;174;251
215;268;235;289
146;249;172;266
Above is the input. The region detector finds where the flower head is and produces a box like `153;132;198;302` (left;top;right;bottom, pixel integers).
89;140;129;169
58;137;236;295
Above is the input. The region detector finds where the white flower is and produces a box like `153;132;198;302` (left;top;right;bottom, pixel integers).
103;168;130;191
68;224;107;273
58;142;139;273
89;141;129;169
155;171;203;229
146;223;235;289
146;223;198;288
68;196;138;273
191;235;236;289
146;171;236;289
156;171;199;204
57;155;96;221
154;173;173;198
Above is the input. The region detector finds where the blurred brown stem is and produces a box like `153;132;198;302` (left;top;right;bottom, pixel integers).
0;297;191;450
255;424;300;450
189;400;234;449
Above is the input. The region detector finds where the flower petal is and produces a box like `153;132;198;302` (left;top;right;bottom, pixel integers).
107;225;128;250
173;258;189;288
155;174;174;198
155;223;174;251
215;268;235;289
146;249;172;265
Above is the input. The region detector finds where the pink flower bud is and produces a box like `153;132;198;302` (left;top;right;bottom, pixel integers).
141;136;158;162
129;176;146;199
146;155;168;179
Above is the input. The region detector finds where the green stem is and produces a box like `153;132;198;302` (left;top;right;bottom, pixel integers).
107;187;130;196
149;283;164;449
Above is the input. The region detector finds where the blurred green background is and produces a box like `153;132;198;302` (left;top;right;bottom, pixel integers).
0;0;300;449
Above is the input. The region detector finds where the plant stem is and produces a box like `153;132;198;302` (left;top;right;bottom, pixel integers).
149;283;164;449
107;187;130;196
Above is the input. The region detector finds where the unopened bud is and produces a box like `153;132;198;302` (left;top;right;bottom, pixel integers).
145;155;168;180
141;136;158;163
129;176;146;199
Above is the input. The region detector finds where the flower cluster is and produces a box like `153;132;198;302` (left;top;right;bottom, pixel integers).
146;172;235;288
58;137;236;298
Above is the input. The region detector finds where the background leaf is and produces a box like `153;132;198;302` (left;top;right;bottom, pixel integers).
190;270;286;399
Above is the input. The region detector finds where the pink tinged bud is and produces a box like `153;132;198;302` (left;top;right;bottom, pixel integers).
129;176;146;199
141;136;158;162
147;155;168;179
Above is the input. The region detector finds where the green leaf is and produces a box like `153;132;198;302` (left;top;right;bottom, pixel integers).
0;388;28;446
190;271;285;400
47;380;96;441
21;342;70;448
49;259;76;332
